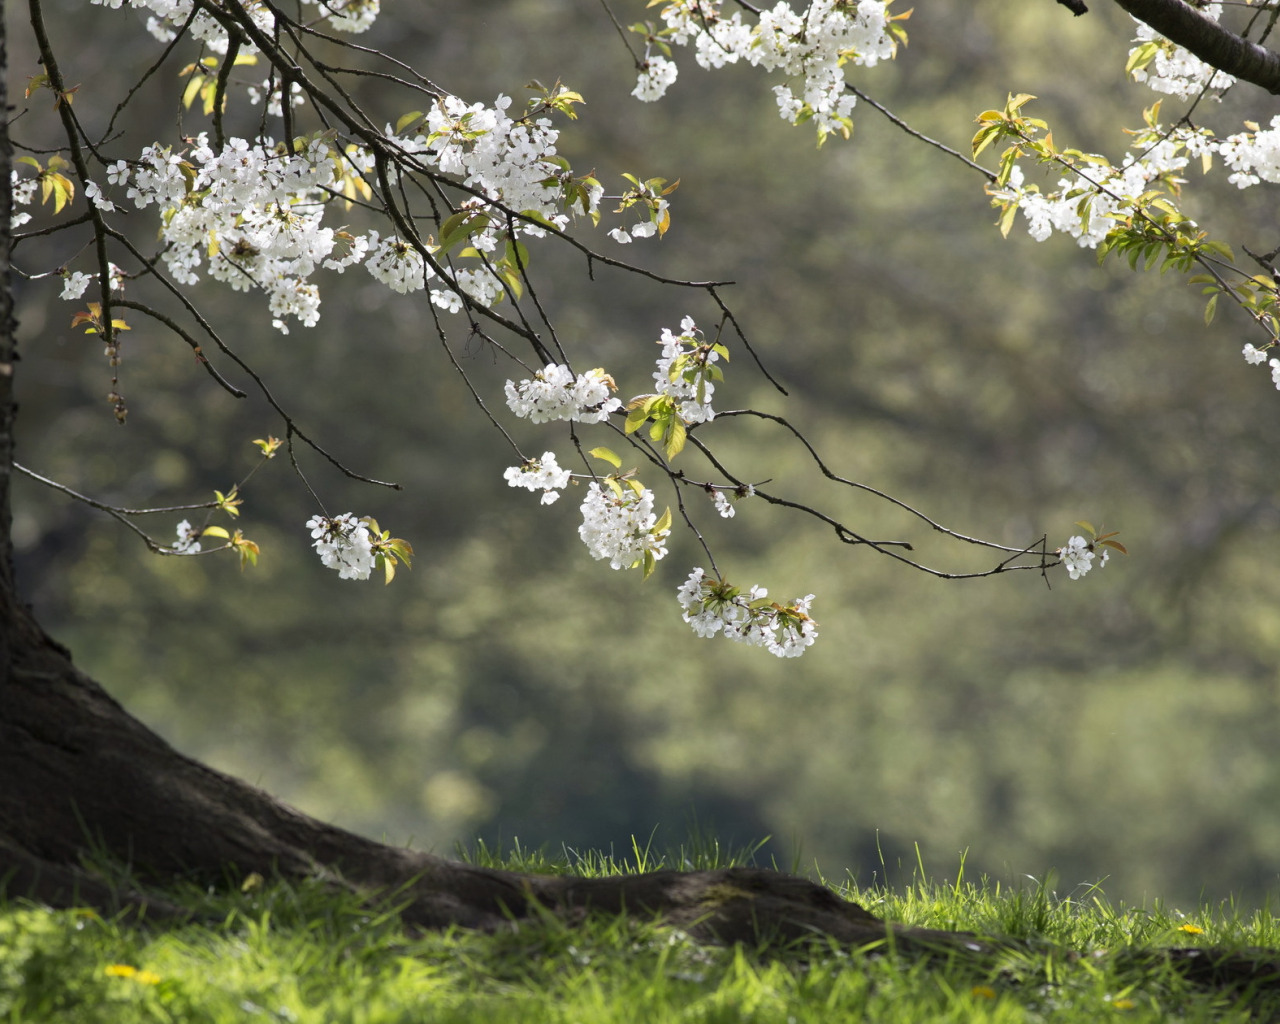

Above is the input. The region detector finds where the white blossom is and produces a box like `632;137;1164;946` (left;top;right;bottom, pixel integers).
60;272;92;301
172;519;202;554
650;0;896;140
632;56;679;103
504;451;573;505
306;513;377;580
676;567;818;657
365;232;429;294
1129;7;1235;100
1059;535;1096;580
84;180;116;212
504;363;621;424
653;316;720;423
1243;343;1268;365
578;482;668;570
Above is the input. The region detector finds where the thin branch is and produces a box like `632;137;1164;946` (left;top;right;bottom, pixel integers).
111;299;246;397
846;85;998;183
15;462;170;551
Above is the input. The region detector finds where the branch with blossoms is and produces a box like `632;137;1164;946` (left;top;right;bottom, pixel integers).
11;0;1117;661
12;436;285;570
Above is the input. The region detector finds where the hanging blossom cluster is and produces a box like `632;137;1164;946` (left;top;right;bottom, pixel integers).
505;363;622;423
578;482;670;571
57;90;592;329
1216;117;1280;189
1059;535;1108;581
987;131;1202;250
989;113;1280;251
1242;342;1280;391
503;451;573;505
676;568;818;657
653;315;722;423
117;134;343;332
711;484;754;519
172;519;202;554
1127;7;1235;101
637;0;901;140
88;0;378;53
61;6;611;328
306;513;376;581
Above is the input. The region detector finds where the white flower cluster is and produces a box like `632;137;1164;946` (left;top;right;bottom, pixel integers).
645;0;898;139
608;219;660;244
676;567;818;657
90;0;377;51
116;134;340;332
992;137;1197;251
504;363;621;423
365;232;428;294
504;451;573;505
1059;535;1109;580
578;482;669;570
1217;116;1280;188
994;108;1280;251
1243;343;1268;366
60;271;93;301
10;171;38;229
306;513;376;580
1128;7;1235;101
711;484;752;518
172;519;201;553
654;315;719;423
633;56;680;102
59;48;598;325
412;93;591;229
247;78;306;119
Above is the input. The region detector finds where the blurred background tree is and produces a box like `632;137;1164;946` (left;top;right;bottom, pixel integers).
11;0;1280;908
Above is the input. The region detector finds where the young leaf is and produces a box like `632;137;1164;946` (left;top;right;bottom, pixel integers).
588;446;622;468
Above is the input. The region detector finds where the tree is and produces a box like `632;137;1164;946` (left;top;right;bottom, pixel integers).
3;0;1278;939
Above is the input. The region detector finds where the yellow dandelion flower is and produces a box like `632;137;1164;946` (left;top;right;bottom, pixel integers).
104;964;161;985
971;985;996;999
1178;924;1205;935
1112;998;1136;1010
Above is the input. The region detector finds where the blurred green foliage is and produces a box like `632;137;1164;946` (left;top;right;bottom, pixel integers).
10;0;1280;908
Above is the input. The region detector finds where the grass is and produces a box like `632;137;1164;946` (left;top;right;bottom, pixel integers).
2;840;1278;1023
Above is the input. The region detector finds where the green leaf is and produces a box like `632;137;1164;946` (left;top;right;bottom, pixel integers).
624;406;650;435
395;110;425;134
642;549;656;580
663;418;687;461
1204;293;1218;326
1074;520;1096;537
588;446;622;468
202;525;230;540
997;202;1018;239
